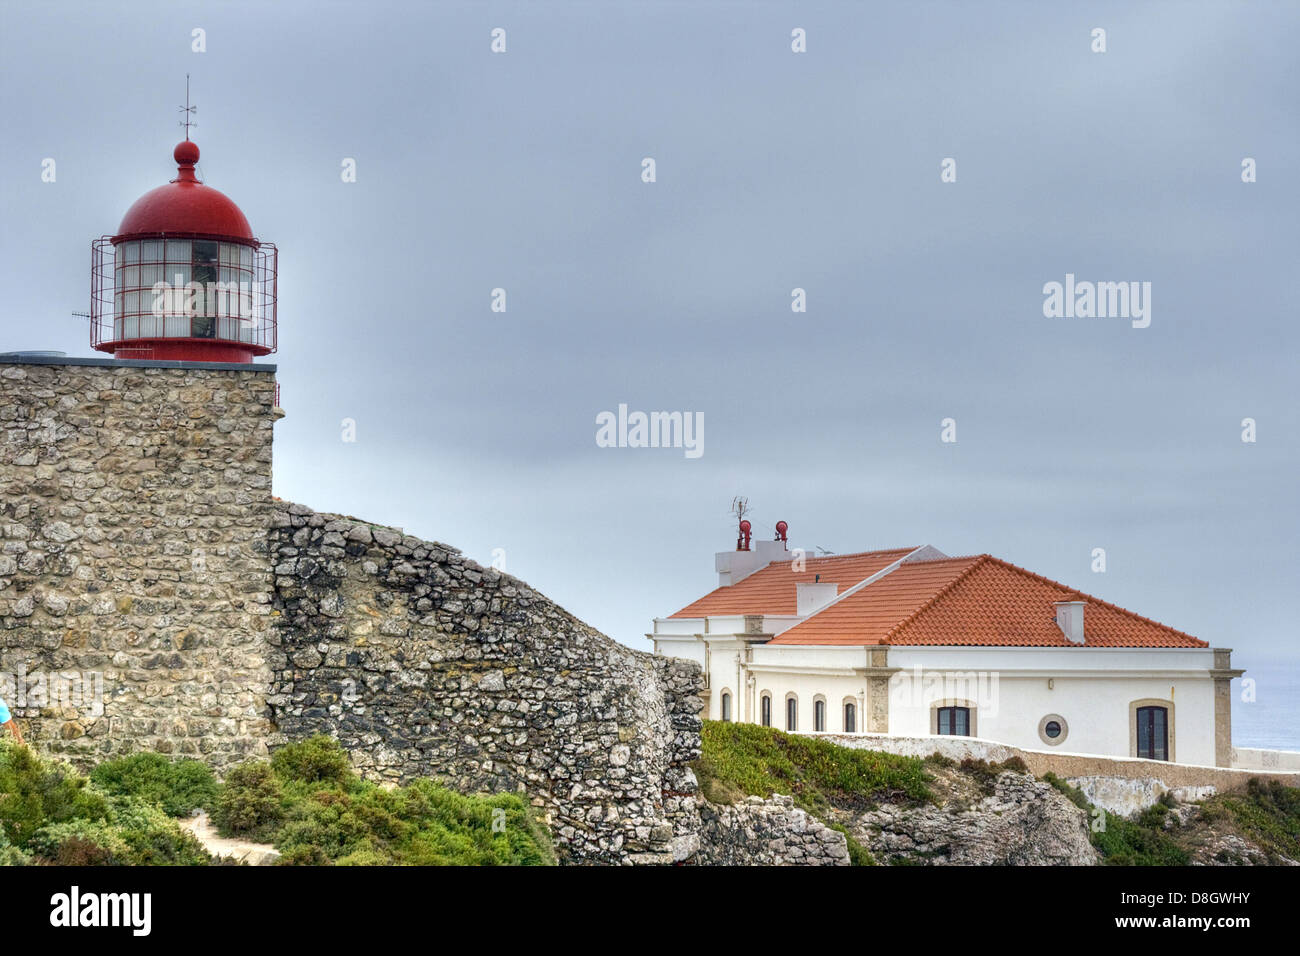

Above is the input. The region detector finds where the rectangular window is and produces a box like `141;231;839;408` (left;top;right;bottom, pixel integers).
786;698;797;732
937;706;971;736
1136;706;1169;761
844;703;856;734
761;696;771;727
814;700;826;732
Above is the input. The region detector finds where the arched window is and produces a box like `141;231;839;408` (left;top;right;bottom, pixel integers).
786;695;798;732
720;692;732;722
843;701;857;734
814;698;826;732
760;693;772;727
1129;698;1175;762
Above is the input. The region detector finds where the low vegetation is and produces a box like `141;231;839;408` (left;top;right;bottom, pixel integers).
0;737;554;866
695;720;931;813
0;743;208;865
694;721;932;866
1199;778;1300;864
1045;772;1300;866
217;737;555;865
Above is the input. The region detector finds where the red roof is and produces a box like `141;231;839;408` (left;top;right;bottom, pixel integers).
115;141;254;242
770;554;1206;648
668;548;916;618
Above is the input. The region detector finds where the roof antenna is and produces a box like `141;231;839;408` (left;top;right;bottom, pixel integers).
178;74;197;139
730;496;752;552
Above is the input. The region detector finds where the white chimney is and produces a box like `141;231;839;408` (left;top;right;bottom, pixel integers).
796;582;839;617
1054;601;1086;644
715;538;792;586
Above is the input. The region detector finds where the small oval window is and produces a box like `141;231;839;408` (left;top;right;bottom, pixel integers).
1044;720;1062;739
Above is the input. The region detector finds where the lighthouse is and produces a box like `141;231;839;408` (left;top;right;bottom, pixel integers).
90;139;276;363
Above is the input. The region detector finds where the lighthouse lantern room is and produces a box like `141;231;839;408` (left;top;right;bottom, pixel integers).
91;138;276;363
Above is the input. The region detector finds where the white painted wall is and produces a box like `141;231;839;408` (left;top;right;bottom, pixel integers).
650;636;1223;765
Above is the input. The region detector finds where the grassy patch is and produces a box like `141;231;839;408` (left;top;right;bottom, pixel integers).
693;721;929;866
1043;772;1092;811
1201;778;1300;864
694;721;931;815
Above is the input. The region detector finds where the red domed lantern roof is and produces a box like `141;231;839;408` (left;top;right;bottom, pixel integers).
114;141;254;243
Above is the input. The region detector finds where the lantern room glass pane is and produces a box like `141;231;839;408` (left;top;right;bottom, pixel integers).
141;240;163;263
239;245;252;268
121;241;139;264
165;239;190;262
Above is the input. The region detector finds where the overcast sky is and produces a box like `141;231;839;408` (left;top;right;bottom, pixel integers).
2;2;1296;681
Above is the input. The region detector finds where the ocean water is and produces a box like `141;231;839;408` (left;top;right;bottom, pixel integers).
1230;656;1300;752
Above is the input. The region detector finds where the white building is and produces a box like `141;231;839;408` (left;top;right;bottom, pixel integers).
650;536;1243;767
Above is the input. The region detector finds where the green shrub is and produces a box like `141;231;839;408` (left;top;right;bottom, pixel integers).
0;738;554;867
273;776;552;866
107;797;210;865
271;735;352;786
0;830;32;866
1092;812;1190;866
28;819;132;865
91;752;218;816
212;761;284;840
0;742;110;847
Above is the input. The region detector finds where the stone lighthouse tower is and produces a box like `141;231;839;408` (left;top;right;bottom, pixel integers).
90;138;277;364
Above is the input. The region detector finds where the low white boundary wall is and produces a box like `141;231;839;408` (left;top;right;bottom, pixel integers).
1231;747;1300;772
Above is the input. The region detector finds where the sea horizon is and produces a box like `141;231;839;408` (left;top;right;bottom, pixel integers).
1231;654;1300;752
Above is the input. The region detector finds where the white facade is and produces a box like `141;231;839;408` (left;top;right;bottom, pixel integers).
650;543;1236;767
652;628;1222;766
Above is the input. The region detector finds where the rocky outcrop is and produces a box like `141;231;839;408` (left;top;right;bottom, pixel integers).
842;764;1097;865
695;794;850;865
266;502;703;865
1067;775;1216;817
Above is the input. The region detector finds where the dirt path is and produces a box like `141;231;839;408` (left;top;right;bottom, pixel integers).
181;811;281;865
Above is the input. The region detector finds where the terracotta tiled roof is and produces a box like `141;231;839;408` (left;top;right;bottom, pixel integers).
771;554;1207;648
667;548;917;618
769;555;982;644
